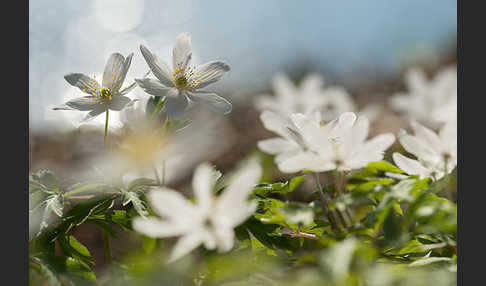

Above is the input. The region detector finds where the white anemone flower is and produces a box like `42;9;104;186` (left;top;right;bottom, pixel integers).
54;52;137;122
392;119;457;180
277;112;395;173
389;66;457;127
132;162;262;262
135;33;231;119
254;73;382;122
257;110;314;166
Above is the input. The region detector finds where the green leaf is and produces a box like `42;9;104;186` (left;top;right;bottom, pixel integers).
288;176;306;193
57;235;95;265
65;257;96;284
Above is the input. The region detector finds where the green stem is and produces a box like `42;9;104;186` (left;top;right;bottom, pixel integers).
333;170;349;228
104;109;109;145
312;173;339;232
150;97;166;120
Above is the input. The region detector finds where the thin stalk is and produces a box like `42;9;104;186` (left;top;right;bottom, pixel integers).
333;170;349;228
161;160;166;186
104;109;109;145
312;173;339;232
152;164;161;186
443;156;453;201
341;171;354;224
150;97;166;120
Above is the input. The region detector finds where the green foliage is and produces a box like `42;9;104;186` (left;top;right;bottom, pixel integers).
29;157;457;286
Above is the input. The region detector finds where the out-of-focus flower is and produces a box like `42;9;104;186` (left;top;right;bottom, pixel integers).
54;52;137;122
132;162;262;262
389;66;457;127
136;33;231;119
277;112;395;173
257;110;310;166
254;73;383;122
393;119;456;180
431;94;457;125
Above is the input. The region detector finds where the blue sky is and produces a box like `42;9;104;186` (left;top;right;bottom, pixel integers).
29;0;456;131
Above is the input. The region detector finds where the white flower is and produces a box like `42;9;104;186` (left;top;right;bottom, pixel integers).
431;94;457;125
132;162;262;262
277;112;395;173
389;66;457;127
257;110;312;166
392;119;457;180
135;32;231;119
254;73;383;122
254;73;329;116
54;52;137;122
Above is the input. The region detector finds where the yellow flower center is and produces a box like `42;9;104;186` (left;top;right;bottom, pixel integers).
171;62;203;90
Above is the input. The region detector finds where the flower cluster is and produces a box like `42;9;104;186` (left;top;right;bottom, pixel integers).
40;32;457;273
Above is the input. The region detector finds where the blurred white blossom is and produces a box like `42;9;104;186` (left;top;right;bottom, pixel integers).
393;119;456;180
136;32;232;119
389;66;457;128
132;162;262;262
254;73;383;122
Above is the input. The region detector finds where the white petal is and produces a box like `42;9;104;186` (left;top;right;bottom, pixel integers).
257;138;297;155
192;163;217;213
64;73;100;96
392;153;431;178
259;110;293;138
81;106;105;122
215;163;262;227
140;45;174;87
277;151;326;173
108;95;131;111
168;233;203;263
172;32;192;71
103;53;125;92
347;133;395;169
358;104;383;122
53;96;99;111
112;53;133;94
410;119;443;152
300;74;324;95
405;68;428;93
351;115;370;145
398;133;437;162
272;73;296;99
213;226;236;252
148;188;198;220
193;61;230;89
132;217;189;238
134;78;172;96
164;89;189;119
187;91;232;114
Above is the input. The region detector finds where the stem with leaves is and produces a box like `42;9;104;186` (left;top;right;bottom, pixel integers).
312;172;339;232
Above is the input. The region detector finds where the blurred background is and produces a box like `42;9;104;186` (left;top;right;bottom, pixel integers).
29;0;456;274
